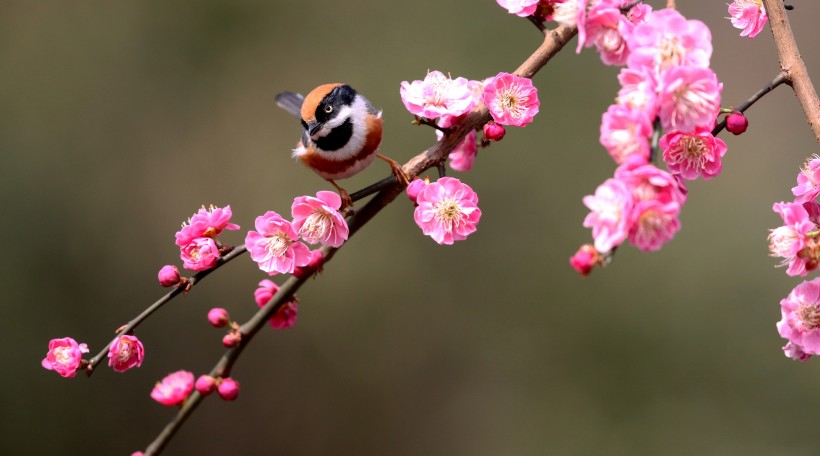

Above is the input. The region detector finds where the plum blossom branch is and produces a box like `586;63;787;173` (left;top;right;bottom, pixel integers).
85;246;248;376
712;72;787;136
762;0;820;143
140;23;578;455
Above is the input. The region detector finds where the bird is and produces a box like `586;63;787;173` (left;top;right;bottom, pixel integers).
275;83;409;209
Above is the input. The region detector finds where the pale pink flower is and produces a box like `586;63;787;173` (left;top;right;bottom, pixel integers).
436;129;477;172
552;0;585;50
777;278;820;355
660;127;728;180
570;244;599;276
600;104;652;164
793;155;820;204
400;71;475;119
782;341;811;362
151;370;195;406
414;177;481;245
496;0;540;17
627;8;712;74
658;66;722;133
245;211;311;275
180;237;220;272
728;0;768;38
107;335;144;373
769;201;819;276
616;67;658;114
254;279;298;330
583;2;632;65
582;178;634;253
291;191;349;248
175;205;239;247
482;72;540;127
626;3;652;25
615;157;688;206
628;199;681;252
41;337;89;378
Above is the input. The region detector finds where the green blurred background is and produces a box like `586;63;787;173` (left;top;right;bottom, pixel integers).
4;1;820;454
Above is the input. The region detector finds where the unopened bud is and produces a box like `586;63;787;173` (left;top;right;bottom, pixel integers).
725;111;748;135
222;331;241;348
207;308;230;328
195;375;217;395
157;265;181;287
482;121;506;142
217;377;240;401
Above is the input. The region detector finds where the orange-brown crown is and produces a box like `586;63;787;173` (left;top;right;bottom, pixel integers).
300;83;344;123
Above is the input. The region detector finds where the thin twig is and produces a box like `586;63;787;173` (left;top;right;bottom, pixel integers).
140;23;579;456
712;73;787;136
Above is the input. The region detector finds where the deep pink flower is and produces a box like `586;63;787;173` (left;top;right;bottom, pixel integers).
245;211;311;275
496;0;540;17
175;205;239;247
437;129;477;172
291;191;349;248
777;278;820;355
157;265;181;287
482;72;540;127
406;178;429;205
483;121;506;142
293;249;325;279
627;8;713;74
615;157;688;206
570;244;599;276
628;199;681;252
180;237;220;272
793;155;820;204
217;378;240;401
769;201;819;276
254;279;298;330
400;71;475;120
660;127;728;180
725;111;748;135
728;0;768;38
207;308;230;328
195;375;217;395
414;177;481;245
783;341;811;362
582;178;634;253
41;337;89;378
107;335;144;373
151;370;194;406
658;66;722;133
600;104;652;165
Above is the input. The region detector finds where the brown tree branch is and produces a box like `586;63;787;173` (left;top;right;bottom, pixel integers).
763;0;820;143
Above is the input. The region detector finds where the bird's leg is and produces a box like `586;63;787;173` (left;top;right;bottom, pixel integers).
327;179;354;213
376;153;411;186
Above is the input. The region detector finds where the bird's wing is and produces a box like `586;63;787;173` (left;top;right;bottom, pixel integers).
275;92;305;118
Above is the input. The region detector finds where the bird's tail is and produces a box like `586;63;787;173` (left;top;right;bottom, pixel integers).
275;92;305;118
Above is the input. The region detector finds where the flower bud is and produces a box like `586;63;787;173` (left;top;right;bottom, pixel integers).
569;244;599;277
406;178;429;205
208;308;230;328
725;111;748;135
217;377;240;401
222;331;241;348
482;121;506;142
293;250;325;278
195;375;217;395
157;265;181;287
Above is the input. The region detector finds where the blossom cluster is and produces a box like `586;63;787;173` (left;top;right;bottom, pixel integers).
771;156;820;361
42;333;146;378
553;4;727;274
175;205;240;272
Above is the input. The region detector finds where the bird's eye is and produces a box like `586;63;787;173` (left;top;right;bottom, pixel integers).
324;105;333;114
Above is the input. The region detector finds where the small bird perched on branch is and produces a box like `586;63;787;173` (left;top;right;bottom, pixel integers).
275;83;410;209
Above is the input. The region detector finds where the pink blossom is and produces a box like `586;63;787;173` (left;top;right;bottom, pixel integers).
615;157;688;206
291;191;349;248
496;0;540;17
254;279;298;330
570;244;599;276
725;111;748;135
180;237;220;272
151;370;195;406
245;211;311;275
400;71;475;120
616;67;658;114
626;3;652;25
628;199;681;252
783;341;811;362
195;375;217;395
658;66;722;133
583;2;632;65
175;205;239;247
769;202;819;276
217;377;240;401
627;8;712;74
660;127;727;180
777;278;820;355
793;155;820;204
600;104;652;165
728;0;768;38
41;337;89;378
406;178;429;205
293;249;325;279
414;177;481;245
107;335;144;373
207;308;230;328
157;265;181;287
436;129;477;172
582;178;633;252
552;0;585;50
482;72;540;127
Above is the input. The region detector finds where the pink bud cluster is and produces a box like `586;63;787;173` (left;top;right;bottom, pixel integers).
245;191;344;276
770;156;820;362
150;370;242;405
175;205;240;272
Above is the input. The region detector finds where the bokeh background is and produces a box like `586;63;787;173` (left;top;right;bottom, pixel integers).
3;1;820;454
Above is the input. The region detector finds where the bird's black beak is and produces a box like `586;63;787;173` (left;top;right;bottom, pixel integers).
307;122;323;136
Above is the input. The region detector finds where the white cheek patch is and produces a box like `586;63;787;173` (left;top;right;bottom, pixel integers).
312;96;372;162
